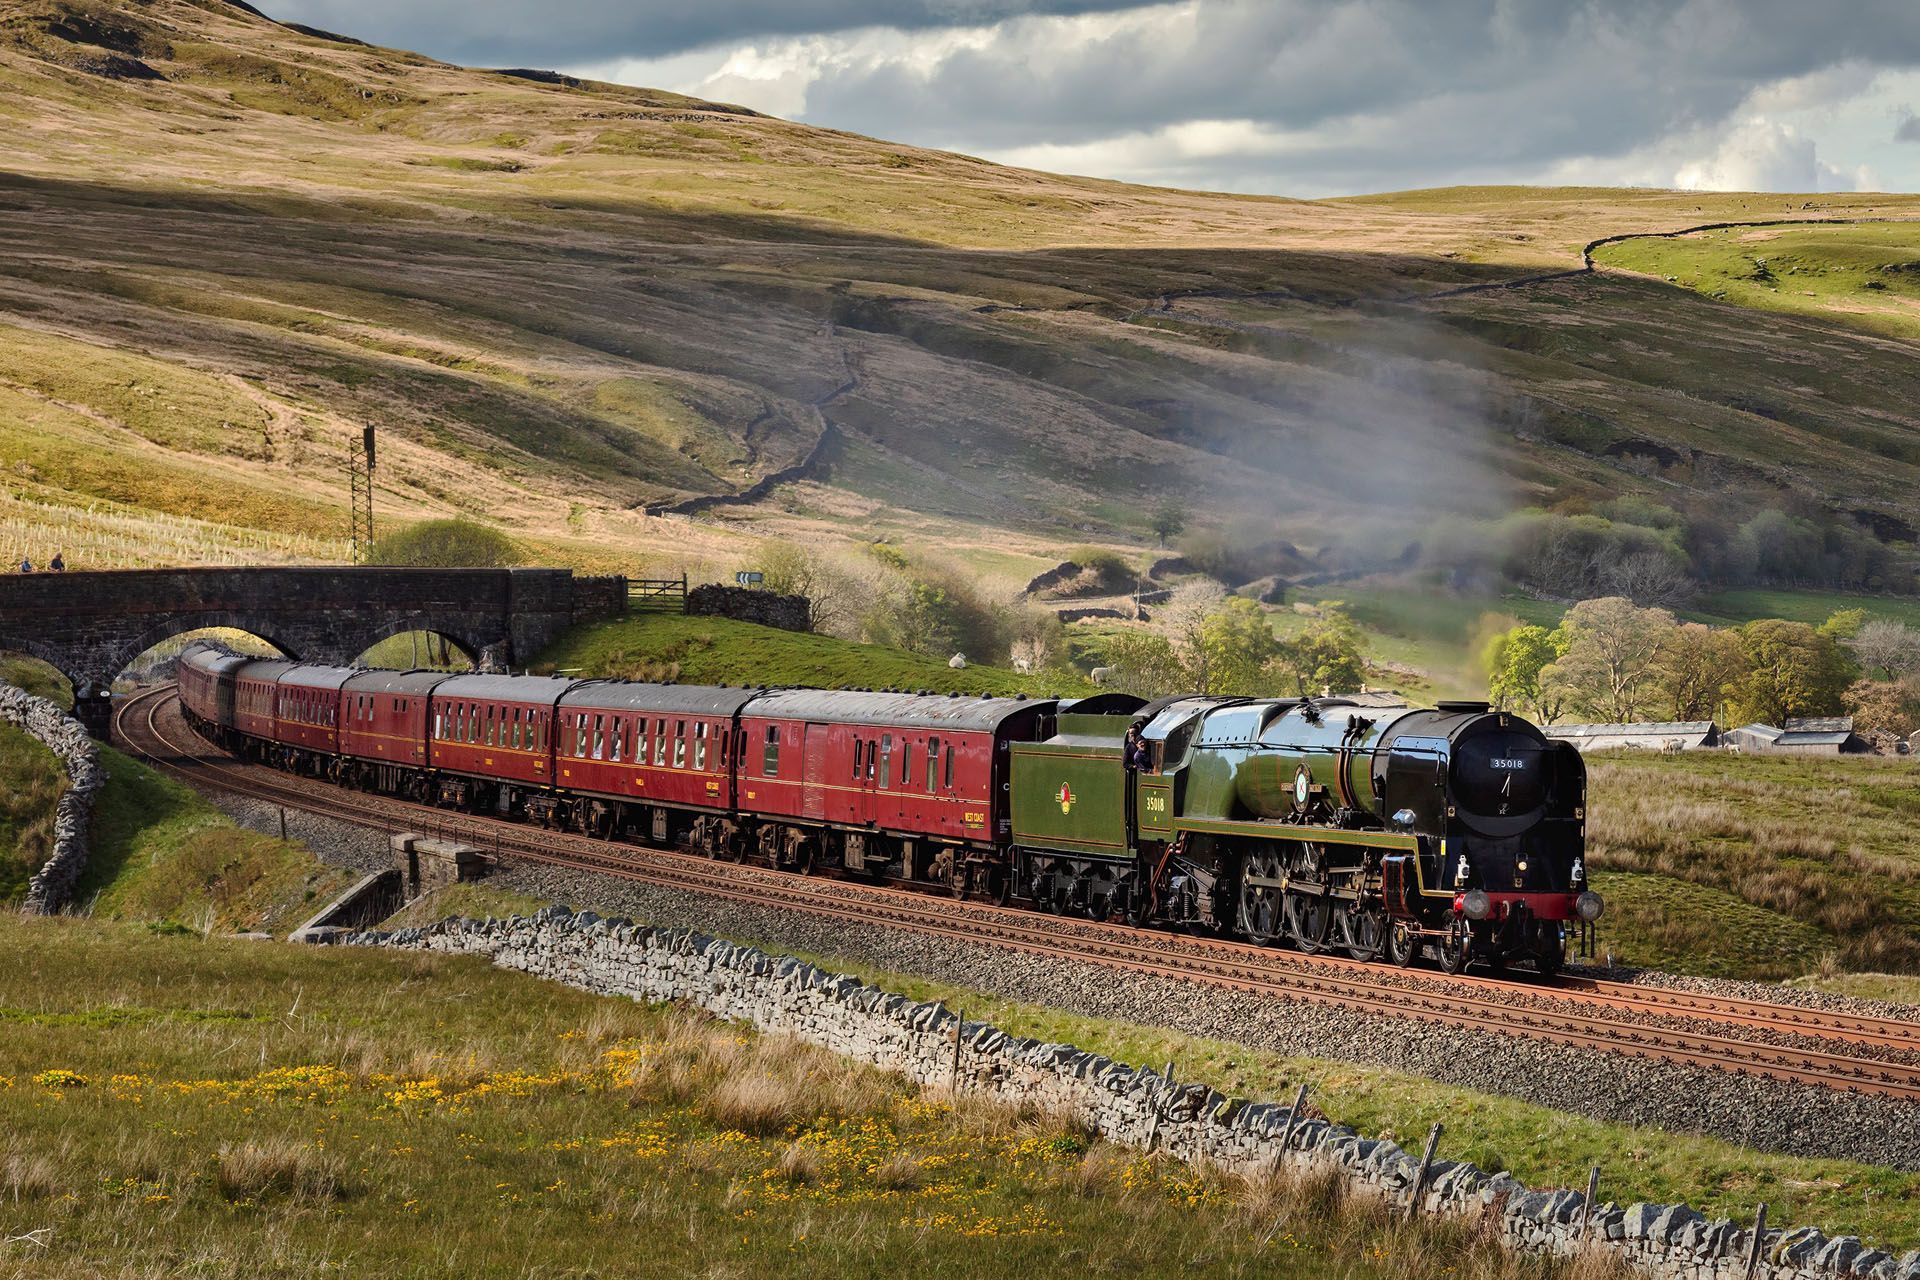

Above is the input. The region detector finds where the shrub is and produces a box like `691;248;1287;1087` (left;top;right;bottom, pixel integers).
368;518;522;568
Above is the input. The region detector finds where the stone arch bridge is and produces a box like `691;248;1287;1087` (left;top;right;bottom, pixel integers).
0;567;626;734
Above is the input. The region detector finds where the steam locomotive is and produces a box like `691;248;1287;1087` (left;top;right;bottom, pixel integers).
176;643;1600;973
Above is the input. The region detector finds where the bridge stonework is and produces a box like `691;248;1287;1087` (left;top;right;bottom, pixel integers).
0;567;626;733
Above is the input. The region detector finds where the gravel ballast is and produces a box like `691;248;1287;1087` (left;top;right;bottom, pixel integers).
183;779;1920;1171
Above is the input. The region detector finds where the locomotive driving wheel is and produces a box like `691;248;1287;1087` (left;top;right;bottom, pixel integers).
1341;905;1386;962
1236;852;1285;946
1285;890;1332;954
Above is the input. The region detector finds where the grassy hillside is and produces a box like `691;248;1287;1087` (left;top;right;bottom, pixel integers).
1586;751;1920;979
0;912;1592;1279
534;613;1087;697
2;0;1920;604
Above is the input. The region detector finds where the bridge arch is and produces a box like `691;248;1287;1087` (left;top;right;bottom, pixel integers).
109;615;305;689
351;617;482;671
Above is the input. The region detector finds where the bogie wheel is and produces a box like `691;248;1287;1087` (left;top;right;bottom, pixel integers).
1437;919;1472;975
1387;922;1420;968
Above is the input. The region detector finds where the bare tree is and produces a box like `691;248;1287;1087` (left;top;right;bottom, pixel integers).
1849;619;1920;681
1604;552;1696;609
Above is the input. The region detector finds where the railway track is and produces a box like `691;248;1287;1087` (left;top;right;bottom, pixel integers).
118;683;1920;1101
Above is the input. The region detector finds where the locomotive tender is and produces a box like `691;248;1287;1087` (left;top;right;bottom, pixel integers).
176;643;1600;973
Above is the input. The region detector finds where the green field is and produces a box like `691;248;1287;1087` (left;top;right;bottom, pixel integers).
0;911;1603;1280
1594;221;1920;344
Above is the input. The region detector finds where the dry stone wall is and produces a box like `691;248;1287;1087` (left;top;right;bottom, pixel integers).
340;907;1920;1280
686;584;811;633
1;685;105;914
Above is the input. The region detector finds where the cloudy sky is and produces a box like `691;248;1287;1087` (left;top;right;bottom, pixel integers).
265;0;1920;197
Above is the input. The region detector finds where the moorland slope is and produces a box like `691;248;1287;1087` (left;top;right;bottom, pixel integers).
4;0;1920;590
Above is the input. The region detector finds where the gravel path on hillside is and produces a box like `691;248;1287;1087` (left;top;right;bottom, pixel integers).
193;785;1920;1170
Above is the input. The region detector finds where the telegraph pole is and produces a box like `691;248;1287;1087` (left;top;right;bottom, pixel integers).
348;424;376;563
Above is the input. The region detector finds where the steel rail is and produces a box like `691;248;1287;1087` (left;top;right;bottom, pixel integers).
116;685;1920;1100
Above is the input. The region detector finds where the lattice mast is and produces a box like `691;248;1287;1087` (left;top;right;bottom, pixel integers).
348;424;376;563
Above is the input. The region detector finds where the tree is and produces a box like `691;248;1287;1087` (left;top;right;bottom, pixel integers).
368;518;522;568
1101;630;1184;696
1196;597;1279;694
1150;500;1189;548
1819;608;1869;642
1272;606;1368;696
1483;623;1570;722
1540;597;1676;723
1651;622;1747;722
1722;619;1854;726
1848;620;1920;681
1846;676;1920;740
1158;580;1227;692
865;580;958;657
757;543;870;636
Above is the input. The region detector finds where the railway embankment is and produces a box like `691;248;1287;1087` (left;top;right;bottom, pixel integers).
338;907;1920;1279
1;683;104;914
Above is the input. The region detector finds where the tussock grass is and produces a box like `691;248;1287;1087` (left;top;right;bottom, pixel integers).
213;1136;347;1203
1585;752;1920;976
0;910;1640;1277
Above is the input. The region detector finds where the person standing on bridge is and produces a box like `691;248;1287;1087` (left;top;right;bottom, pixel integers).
17;556;30;574
49;551;64;573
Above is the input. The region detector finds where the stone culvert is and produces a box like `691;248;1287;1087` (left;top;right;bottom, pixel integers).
1;685;106;915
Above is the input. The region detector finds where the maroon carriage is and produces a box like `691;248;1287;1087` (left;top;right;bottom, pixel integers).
427;674;580;807
232;659;298;743
735;690;1054;891
175;644;249;737
550;682;762;839
272;665;356;757
339;669;457;794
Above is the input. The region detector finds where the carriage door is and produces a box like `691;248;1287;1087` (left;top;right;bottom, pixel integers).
802;723;829;820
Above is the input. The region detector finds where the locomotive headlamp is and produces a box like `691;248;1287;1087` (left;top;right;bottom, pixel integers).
1392;808;1416;829
1575;891;1605;922
1461;889;1492;920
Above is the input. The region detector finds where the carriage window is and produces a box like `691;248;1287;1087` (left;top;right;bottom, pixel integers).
878;734;891;788
570;714;584;758
434;710;444;739
694;722;708;770
592;714;606;760
718;722;730;768
674;721;687;768
901;742;912;787
945;744;955;790
610;717;623;763
485;706;496;747
764;726;780;776
926;737;940;790
654;719;668;766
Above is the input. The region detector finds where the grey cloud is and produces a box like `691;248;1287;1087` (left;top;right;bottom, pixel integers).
1899;114;1920;142
797;0;1920;186
260;0;1148;64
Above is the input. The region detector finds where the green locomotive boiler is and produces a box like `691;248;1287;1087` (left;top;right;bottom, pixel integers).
1009;693;1601;973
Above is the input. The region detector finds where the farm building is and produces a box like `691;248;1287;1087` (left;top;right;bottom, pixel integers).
1543;721;1719;752
1723;717;1871;755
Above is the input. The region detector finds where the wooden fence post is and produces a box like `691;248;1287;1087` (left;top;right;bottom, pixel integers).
1274;1082;1309;1171
1145;1060;1174;1152
1405;1123;1443;1223
1578;1165;1602;1242
949;1008;964;1097
1746;1203;1769;1280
